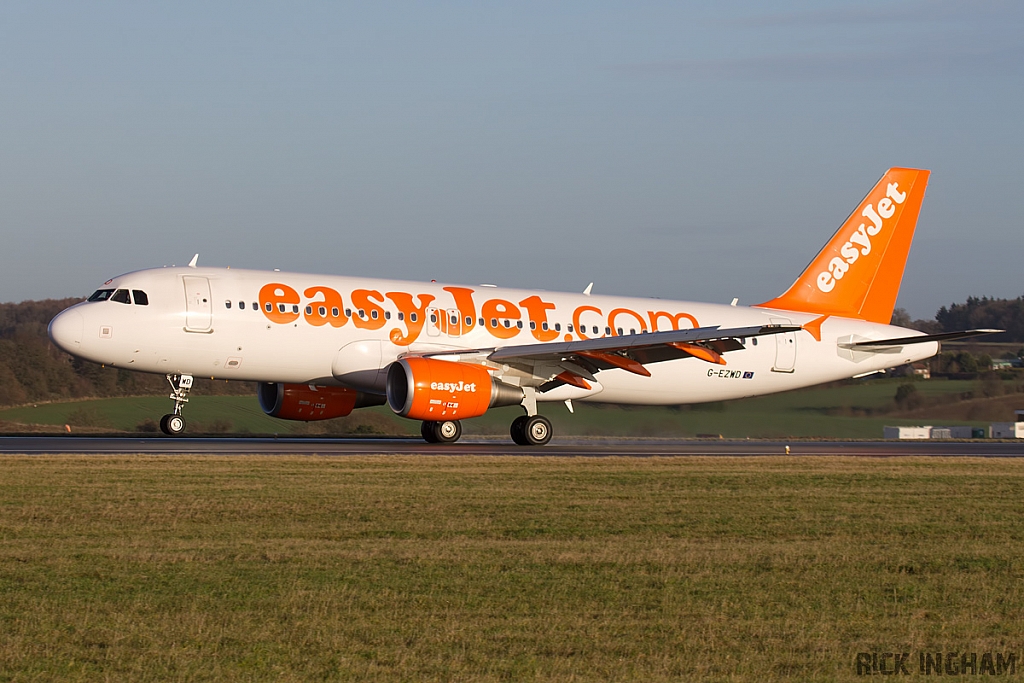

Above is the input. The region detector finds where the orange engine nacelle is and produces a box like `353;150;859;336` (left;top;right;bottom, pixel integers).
386;358;523;421
258;383;383;421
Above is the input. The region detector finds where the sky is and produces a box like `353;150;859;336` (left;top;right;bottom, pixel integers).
1;1;1021;319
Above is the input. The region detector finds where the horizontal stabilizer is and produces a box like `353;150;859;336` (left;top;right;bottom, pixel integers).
840;329;1003;348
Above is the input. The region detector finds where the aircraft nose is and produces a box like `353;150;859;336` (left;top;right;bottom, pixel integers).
48;308;84;353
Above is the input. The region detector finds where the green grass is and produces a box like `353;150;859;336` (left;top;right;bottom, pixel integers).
2;456;1024;681
0;377;1016;438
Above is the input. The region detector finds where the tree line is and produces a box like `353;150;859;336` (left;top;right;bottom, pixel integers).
892;295;1024;343
1;294;1024;408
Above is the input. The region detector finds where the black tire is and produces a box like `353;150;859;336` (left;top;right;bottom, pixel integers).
433;420;462;444
510;415;530;445
522;415;552;446
165;414;186;436
421;420;439;443
159;414;172;435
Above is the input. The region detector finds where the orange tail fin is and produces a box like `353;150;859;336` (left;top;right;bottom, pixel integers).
757;167;930;324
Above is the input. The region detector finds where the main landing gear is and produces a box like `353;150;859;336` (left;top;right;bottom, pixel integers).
509;386;551;446
160;373;193;436
421;419;463;444
510;414;552;446
418;389;553;446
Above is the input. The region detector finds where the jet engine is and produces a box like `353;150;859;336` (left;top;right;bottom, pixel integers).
258;383;385;421
386;358;523;421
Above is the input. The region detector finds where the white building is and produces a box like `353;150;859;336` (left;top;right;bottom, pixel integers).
884;425;976;439
990;423;1024;439
884;426;932;439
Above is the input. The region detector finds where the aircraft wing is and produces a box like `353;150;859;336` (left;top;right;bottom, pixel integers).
413;324;800;390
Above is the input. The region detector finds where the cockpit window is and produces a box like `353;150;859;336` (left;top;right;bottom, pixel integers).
132;290;149;306
88;289;115;302
111;289;131;304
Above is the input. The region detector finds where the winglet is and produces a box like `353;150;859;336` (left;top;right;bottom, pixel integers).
756;168;930;324
188;254;199;268
583;282;593;296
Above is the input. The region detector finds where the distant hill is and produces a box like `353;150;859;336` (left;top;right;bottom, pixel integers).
0;298;252;407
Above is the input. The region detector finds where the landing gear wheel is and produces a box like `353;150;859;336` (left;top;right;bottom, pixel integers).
510;415;530;445
433;420;462;444
160;414;186;436
522;415;552;446
421;421;439;443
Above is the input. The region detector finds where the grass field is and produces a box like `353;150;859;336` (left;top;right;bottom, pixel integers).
0;377;1020;438
1;455;1023;681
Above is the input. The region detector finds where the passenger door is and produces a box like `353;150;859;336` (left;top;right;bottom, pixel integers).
770;316;796;372
183;276;213;332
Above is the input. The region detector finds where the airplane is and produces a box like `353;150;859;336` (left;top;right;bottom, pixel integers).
47;168;997;444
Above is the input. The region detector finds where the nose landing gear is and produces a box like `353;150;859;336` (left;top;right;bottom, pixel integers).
160;374;193;436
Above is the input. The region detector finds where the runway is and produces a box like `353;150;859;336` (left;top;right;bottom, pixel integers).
3;435;1024;457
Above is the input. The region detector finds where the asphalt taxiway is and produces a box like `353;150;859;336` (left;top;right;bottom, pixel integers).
2;436;1024;457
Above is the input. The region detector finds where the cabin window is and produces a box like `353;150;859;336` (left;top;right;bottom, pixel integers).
371;309;379;319
305;306;312;315
226;301;233;309
752;338;758;346
345;308;351;317
465;316;472;326
479;318;485;326
541;322;547;331
517;320;523;329
567;324;573;333
385;311;391;320
530;321;537;330
88;289;115;302
592;326;599;334
265;303;273;312
605;327;611;335
410;313;417;323
358;309;365;318
318;306;326;316
555;323;561;332
617;327;624;336
278;303;286;313
133;291;149;306
331;307;339;317
450;314;458;325
430;313;437;323
398;312;404;321
292;305;299;314
490;318;497;328
111;289;131;304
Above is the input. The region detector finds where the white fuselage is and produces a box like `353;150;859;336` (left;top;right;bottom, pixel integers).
48;266;938;405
